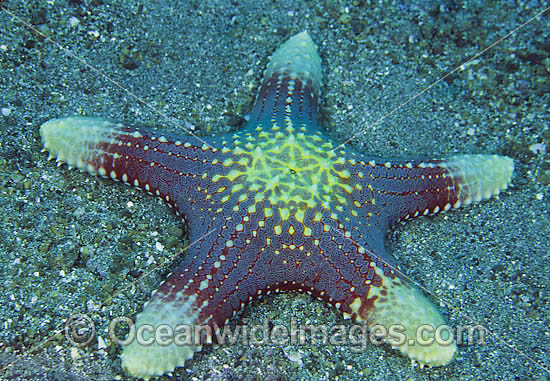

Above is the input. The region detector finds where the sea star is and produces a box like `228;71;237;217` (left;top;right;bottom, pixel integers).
40;32;513;378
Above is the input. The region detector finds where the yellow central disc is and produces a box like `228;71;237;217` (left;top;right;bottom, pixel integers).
216;125;354;222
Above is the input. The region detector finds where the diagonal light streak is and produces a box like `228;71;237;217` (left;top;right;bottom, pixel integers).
331;7;550;153
0;5;215;150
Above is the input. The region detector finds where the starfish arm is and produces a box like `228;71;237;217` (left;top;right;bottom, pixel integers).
120;276;203;378
344;247;458;367
121;238;252;378
40;116;231;224
120;239;224;378
245;31;321;133
353;154;514;228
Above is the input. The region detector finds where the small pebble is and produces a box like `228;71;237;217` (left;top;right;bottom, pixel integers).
70;347;82;360
529;143;546;154
98;336;107;350
69;16;80;27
